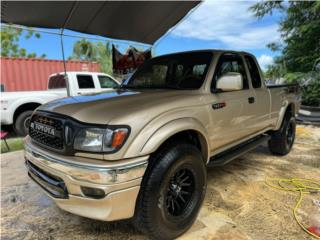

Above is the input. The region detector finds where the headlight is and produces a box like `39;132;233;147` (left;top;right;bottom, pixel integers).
74;127;129;153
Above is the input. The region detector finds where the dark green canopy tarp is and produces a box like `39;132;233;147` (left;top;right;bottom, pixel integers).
1;1;200;44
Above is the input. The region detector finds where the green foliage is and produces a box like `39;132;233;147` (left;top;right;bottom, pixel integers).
301;76;320;106
251;1;320;73
283;71;320;107
250;1;284;19
1;138;24;153
69;39;112;74
264;55;287;79
1;26;46;58
250;1;320;106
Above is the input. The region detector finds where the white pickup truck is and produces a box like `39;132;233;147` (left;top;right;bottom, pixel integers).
0;71;119;136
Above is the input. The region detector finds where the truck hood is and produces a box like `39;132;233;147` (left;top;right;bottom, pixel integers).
38;89;202;124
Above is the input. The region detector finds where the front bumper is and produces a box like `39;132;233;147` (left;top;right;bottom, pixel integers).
24;137;148;221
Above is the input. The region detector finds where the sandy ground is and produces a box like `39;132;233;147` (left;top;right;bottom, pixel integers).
1;125;320;240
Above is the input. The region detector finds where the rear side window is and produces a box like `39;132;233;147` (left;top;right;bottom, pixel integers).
98;75;118;88
48;75;66;89
245;56;262;88
212;54;249;90
77;75;94;89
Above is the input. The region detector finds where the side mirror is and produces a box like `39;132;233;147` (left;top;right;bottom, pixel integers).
216;72;243;91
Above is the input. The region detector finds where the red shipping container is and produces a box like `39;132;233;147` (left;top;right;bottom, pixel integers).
0;57;101;92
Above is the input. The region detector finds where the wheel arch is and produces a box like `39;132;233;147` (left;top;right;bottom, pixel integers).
135;118;210;164
276;102;295;130
13;102;41;123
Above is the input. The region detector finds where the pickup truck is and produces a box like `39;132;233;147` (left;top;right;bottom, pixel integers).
24;50;300;239
1;71;119;136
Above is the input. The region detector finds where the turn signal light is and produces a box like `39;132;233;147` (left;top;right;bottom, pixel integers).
112;130;128;148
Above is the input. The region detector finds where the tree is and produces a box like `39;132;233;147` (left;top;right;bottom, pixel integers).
94;42;113;74
69;39;95;61
250;1;320;73
1;26;46;58
250;1;320;106
69;39;112;74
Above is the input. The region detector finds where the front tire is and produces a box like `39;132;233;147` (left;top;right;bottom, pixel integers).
134;143;207;240
268;113;296;155
14;110;33;136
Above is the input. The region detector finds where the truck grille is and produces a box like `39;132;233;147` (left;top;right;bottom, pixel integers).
29;114;64;150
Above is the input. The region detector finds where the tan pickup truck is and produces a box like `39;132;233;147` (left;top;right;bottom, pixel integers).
24;50;300;239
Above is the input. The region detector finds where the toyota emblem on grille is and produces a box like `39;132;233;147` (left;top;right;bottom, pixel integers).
30;122;55;136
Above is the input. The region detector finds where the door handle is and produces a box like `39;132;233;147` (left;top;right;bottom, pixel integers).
248;97;255;104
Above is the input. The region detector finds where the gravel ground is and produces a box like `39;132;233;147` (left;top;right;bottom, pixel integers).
1;125;320;240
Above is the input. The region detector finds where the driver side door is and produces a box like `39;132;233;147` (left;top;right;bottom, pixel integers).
209;53;256;152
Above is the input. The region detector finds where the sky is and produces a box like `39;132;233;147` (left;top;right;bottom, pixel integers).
16;1;283;70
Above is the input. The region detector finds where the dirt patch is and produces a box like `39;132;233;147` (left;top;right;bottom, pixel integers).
1;125;320;240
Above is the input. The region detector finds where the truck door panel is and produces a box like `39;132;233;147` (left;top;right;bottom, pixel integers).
209;53;256;150
209;90;255;150
244;55;271;132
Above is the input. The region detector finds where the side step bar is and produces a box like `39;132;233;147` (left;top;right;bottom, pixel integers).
207;134;270;167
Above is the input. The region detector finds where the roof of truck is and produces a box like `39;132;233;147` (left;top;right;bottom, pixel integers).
49;71;111;76
48;72;116;81
155;49;255;58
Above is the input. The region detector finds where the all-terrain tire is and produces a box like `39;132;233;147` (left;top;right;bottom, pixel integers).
133;143;207;240
268;113;296;156
14;110;33;136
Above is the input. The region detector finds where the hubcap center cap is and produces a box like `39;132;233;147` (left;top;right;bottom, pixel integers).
171;184;182;197
165;168;195;216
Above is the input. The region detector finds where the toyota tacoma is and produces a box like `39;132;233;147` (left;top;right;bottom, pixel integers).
24;50;300;239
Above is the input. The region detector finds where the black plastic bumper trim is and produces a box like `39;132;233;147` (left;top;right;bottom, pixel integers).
26;160;68;199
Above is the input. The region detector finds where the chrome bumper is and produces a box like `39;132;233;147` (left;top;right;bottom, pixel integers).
24;138;148;221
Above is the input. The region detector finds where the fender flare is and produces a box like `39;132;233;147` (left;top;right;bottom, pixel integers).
126;118;211;163
275;102;295;130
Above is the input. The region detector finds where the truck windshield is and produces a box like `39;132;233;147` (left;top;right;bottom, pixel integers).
124;52;213;90
48;75;66;89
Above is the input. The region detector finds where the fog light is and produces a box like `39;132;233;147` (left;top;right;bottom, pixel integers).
81;186;105;199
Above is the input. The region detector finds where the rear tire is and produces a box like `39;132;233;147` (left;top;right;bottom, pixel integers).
14;110;33;136
268;113;296;155
133;143;207;240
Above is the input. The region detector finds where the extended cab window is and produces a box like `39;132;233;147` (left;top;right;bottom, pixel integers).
48;75;66;89
98;75;118;88
245;56;262;88
212;54;249;90
126;52;212;90
77;75;94;89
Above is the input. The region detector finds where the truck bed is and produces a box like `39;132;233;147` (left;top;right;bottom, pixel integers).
267;83;299;92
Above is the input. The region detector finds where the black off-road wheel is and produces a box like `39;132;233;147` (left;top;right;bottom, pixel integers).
268;113;296;156
14;110;33;136
133;143;207;240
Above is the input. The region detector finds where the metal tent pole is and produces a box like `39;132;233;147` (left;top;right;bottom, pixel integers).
60;30;70;96
59;1;78;97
